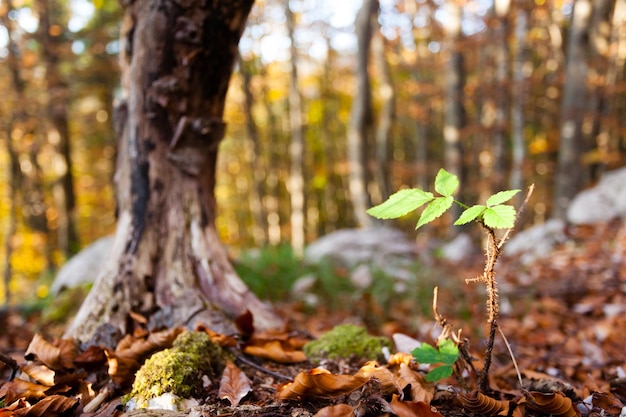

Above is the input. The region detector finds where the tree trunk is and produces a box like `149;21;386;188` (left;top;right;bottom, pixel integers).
347;0;377;228
510;6;528;194
239;55;268;246
37;0;80;257
442;2;465;229
554;0;592;219
284;0;306;255
65;0;281;342
372;27;394;205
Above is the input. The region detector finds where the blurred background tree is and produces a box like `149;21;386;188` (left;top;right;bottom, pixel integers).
1;0;626;306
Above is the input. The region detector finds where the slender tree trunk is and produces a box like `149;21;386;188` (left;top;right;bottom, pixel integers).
554;0;592;219
239;56;268;246
510;7;528;194
372;28;394;205
584;0;615;179
442;2;465;228
66;0;280;342
36;0;79;256
347;0;377;227
284;0;305;255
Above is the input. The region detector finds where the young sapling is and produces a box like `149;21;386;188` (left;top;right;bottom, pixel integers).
368;168;531;390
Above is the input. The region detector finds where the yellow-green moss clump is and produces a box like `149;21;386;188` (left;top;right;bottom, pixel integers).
126;330;227;408
303;324;392;363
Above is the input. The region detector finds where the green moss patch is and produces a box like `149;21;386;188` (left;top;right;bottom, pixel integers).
303;324;392;363
126;331;227;408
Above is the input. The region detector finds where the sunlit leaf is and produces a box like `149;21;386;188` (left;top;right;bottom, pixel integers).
367;189;434;219
276;368;369;400
483;205;516;229
389;394;444;417
416;196;453;229
434;168;459;197
454;205;487;226
437;339;459;364
486;189;521;207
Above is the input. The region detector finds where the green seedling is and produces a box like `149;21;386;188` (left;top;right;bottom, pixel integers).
412;339;459;382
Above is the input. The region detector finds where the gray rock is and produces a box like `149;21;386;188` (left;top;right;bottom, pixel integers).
50;235;114;295
567;167;626;224
440;233;475;263
504;219;566;264
303;227;417;269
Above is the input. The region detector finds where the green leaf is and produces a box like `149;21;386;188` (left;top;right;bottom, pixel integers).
486;189;521;207
434;169;459;197
367;189;434;219
436;339;459;365
412;343;440;364
411;339;459;365
425;365;454;382
454;205;487;226
483;205;517;229
416;196;453;229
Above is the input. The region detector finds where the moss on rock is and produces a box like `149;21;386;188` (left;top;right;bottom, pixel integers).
303;324;392;363
126;330;227;409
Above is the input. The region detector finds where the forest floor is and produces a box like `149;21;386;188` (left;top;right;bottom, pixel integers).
2;220;626;416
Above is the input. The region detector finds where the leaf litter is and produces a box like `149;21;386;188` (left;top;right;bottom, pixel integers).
1;220;626;416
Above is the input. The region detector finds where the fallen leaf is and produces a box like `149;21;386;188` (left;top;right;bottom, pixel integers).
277;368;369;400
244;340;307;363
397;363;434;403
24;334;76;371
355;361;399;394
13;394;78;417
0;378;49;404
524;391;578;417
20;364;56;387
218;360;252;407
457;391;510;416
389;395;443;417
314;403;356;417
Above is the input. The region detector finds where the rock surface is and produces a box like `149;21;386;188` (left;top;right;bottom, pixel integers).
567;166;626;224
50;235;113;294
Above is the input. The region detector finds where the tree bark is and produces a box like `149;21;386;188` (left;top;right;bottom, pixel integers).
65;0;281;342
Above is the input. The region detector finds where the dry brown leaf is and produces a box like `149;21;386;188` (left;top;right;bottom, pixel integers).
397;363;434;403
218;360;252;407
196;325;238;348
244;340;307;363
73;345;108;368
355;361;399;394
592;391;625;413
12;394;78;417
115;327;183;360
458;391;510;416
0;378;50;404
24;334;76;371
20;364;56;387
524;391;578;417
388;352;415;367
389;395;443;417
277;368;369;401
104;350;140;389
314;403;356;417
